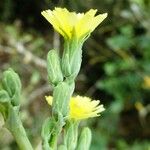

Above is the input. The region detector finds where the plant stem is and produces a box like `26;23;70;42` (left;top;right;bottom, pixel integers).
6;105;33;150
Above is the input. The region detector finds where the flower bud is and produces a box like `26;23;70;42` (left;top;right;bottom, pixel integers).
61;41;82;80
47;49;63;85
76;127;92;150
69;48;82;78
61;52;71;77
52;81;74;117
2;68;21;106
64;121;79;150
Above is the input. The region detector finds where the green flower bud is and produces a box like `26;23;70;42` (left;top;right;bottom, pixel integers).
47;49;63;85
70;48;82;78
76;127;92;150
61;52;71;77
2;68;21;106
0;90;10;103
64;121;79;150
62;41;82;79
53;81;74;117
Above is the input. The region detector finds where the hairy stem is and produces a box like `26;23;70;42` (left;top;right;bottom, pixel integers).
6;105;33;150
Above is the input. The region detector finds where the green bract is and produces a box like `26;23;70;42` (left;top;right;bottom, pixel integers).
62;40;82;80
52;81;74;117
2;68;21;106
76;127;92;150
47;50;63;85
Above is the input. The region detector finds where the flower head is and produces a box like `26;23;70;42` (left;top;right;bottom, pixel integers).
41;7;107;40
45;95;105;120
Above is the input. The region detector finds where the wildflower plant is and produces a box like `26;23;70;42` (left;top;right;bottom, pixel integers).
0;7;107;150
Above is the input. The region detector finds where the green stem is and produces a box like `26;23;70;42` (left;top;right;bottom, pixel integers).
6;105;33;150
49;80;74;149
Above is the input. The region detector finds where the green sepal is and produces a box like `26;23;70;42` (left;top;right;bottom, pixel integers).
2;68;21;106
0;90;10;103
47;49;63;85
52;81;74;117
76;127;92;150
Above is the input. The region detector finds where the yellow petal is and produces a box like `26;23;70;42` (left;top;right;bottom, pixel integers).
91;13;108;31
45;95;105;120
41;7;107;40
45;95;53;105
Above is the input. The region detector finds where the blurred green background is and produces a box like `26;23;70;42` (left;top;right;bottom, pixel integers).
0;0;150;149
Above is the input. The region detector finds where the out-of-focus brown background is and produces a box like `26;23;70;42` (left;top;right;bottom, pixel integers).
0;0;150;149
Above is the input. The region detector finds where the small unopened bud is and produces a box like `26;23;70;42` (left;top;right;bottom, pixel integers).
61;41;82;79
76;127;92;150
2;68;21;106
69;48;82;78
47;49;63;85
61;53;71;77
53;81;74;117
64;121;79;150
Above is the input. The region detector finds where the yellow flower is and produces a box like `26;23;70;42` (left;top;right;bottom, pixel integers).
143;76;150;89
135;101;144;111
41;7;107;40
45;95;105;120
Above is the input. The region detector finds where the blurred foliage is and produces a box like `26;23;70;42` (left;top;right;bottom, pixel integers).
0;0;150;149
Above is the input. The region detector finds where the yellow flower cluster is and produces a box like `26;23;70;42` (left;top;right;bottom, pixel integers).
45;95;105;120
41;7;107;40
